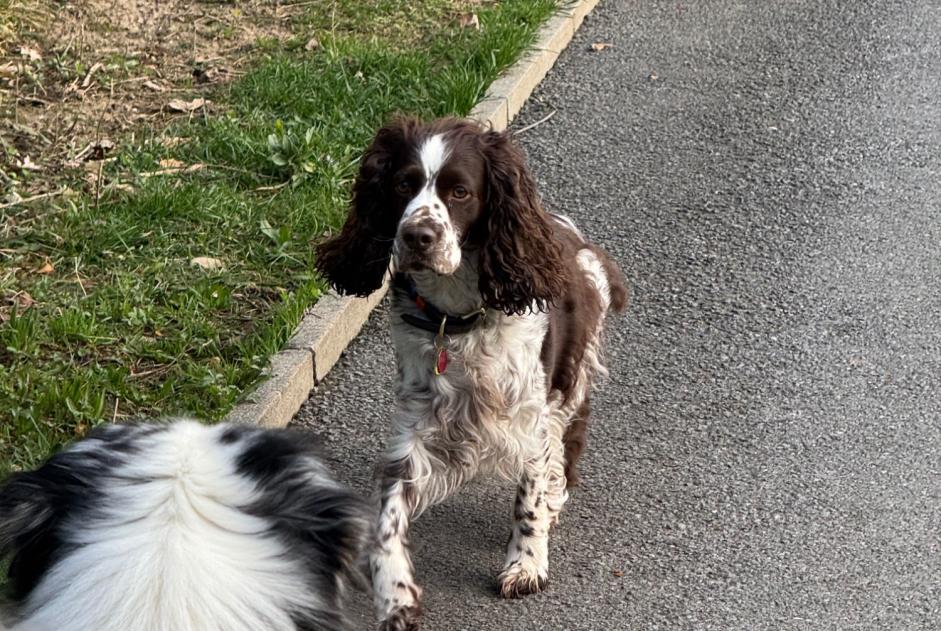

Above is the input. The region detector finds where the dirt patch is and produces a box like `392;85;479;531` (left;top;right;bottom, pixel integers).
0;0;302;199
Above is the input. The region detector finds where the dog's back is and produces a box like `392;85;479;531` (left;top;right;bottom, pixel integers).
0;421;367;631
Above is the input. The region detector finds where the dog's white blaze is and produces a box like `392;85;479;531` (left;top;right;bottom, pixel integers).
419;133;449;181
402;133;450;220
402;186;442;219
396;133;462;273
12;422;322;631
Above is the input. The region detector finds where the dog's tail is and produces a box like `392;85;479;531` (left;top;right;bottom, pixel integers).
588;244;629;314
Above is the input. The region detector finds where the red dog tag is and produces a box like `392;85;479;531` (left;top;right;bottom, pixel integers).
435;347;449;375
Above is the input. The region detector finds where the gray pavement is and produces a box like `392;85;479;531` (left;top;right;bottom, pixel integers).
293;1;941;628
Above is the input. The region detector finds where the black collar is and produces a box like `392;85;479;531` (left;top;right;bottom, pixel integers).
393;273;486;335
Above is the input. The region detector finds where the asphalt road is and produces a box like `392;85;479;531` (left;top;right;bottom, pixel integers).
293;1;941;629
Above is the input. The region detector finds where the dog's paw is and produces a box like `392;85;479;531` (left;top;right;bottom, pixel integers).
498;562;549;598
378;605;421;631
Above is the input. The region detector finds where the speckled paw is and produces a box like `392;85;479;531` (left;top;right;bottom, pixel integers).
378;605;421;631
498;563;549;598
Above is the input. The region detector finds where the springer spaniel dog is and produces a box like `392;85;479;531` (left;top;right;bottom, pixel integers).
0;421;368;631
316;117;627;630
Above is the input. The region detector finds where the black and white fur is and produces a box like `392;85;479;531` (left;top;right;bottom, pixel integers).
0;421;369;631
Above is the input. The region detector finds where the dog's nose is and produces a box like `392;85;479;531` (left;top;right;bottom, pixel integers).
402;223;437;252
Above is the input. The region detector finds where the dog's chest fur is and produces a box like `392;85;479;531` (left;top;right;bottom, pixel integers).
389;287;549;475
393;306;547;413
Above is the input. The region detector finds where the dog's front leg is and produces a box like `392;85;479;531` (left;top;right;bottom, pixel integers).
498;446;552;597
372;469;422;631
372;431;462;631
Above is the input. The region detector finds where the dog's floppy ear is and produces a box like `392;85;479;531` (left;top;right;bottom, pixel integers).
315;118;416;297
0;470;58;600
478;130;568;315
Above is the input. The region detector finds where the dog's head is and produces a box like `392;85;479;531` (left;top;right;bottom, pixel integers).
315;117;569;314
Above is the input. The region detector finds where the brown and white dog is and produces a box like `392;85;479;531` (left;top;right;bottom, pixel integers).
316;117;627;630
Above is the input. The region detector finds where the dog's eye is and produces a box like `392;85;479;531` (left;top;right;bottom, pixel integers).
394;181;411;195
452;186;469;199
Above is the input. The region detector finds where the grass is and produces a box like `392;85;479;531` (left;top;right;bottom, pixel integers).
0;0;559;473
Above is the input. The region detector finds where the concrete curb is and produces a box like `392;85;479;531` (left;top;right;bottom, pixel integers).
225;0;601;428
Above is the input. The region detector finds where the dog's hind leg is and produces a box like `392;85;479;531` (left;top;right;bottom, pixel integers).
562;397;591;489
543;400;570;526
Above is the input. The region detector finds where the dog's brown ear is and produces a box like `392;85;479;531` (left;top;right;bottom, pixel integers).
315;119;416;296
478;130;568;315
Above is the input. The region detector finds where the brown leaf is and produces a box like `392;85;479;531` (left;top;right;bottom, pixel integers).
81;62;104;89
106;183;135;195
37;259;55;274
193;67;227;85
304;37;321;52
191;256;224;270
159;136;188;148
68;139;115;166
167;97;209;113
89;139;115;161
0;62;20;77
8;291;34;310
18;45;42;62
143;80;166;92
612;569;624;577
590;42;613;52
459;13;480;30
17;156;42;172
140;163;205;177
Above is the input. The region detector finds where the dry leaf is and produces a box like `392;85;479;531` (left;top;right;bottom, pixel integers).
144;80;166;92
87;139;115;161
106;183;135;194
17;156;41;172
0;62;19;77
67;139;115;166
459;13;480;29
159;158;185;169
140;162;205;177
37;259;55;274
159;136;187;148
590;42;613;52
304;37;320;52
18;45;42;62
83;163;101;188
612;569;624;577
8;291;34;309
191;256;224;270
81;62;103;89
193;67;227;85
167;97;209;113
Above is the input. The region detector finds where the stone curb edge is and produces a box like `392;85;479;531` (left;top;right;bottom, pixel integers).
225;0;601;428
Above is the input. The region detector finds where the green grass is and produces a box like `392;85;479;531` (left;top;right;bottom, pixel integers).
0;0;559;473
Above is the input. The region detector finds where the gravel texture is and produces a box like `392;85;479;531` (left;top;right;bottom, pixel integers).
294;1;941;628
